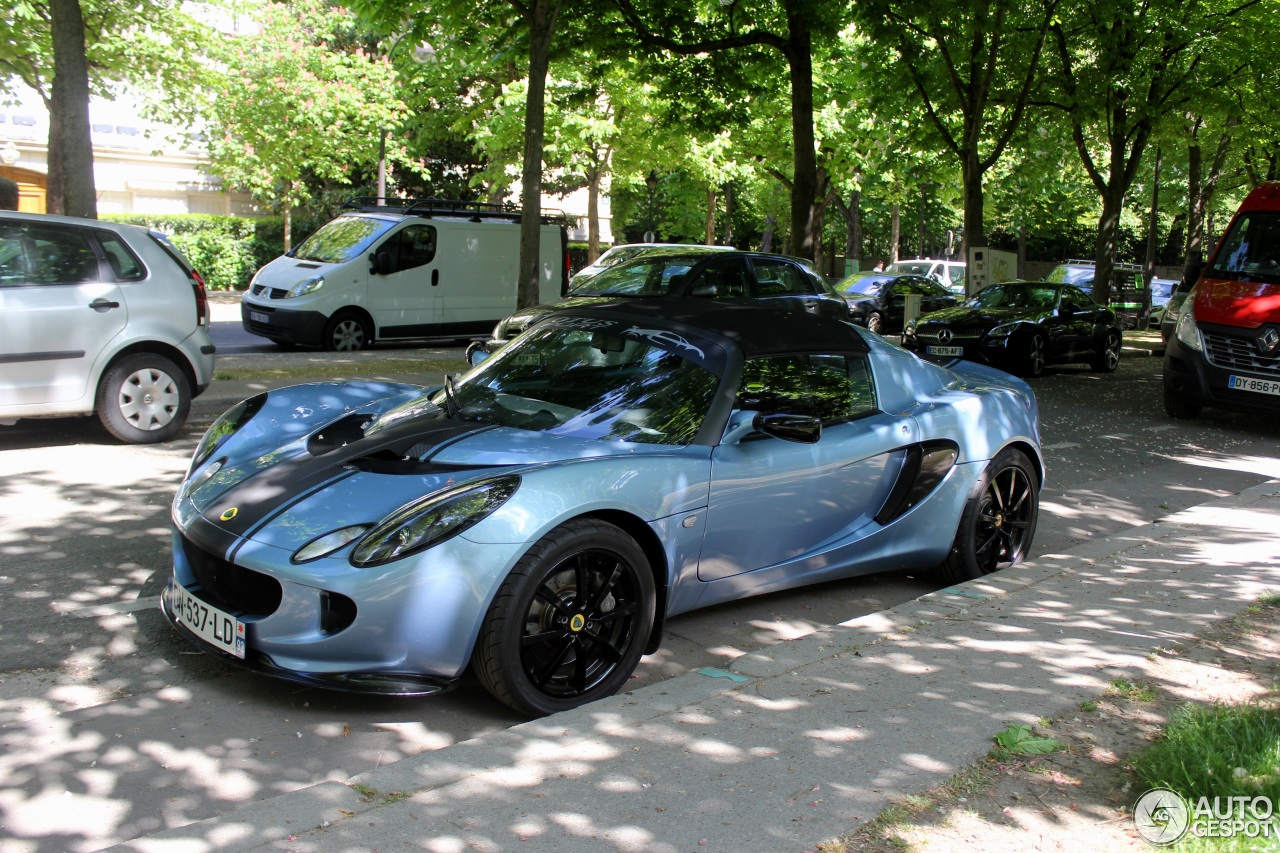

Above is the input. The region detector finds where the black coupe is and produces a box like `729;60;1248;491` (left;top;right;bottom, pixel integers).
902;281;1123;377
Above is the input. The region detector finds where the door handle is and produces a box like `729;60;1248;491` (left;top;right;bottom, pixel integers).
431;269;439;287
89;298;120;311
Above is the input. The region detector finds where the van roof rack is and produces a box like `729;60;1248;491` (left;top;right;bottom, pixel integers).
1064;258;1142;272
340;197;569;224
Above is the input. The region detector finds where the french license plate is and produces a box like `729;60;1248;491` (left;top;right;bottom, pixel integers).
170;583;245;659
927;345;964;357
249;311;269;324
1228;374;1280;396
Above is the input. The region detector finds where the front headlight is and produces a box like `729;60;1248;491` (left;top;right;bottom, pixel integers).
293;525;370;564
286;275;325;298
1174;287;1202;352
350;476;521;567
987;323;1018;338
903;321;917;337
189;393;267;474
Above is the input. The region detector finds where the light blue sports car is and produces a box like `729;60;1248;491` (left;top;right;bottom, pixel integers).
164;300;1043;716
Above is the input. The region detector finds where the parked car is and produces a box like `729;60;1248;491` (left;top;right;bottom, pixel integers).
884;259;967;294
1145;277;1179;331
834;272;959;334
0;211;215;443
902;280;1123;377
1158;277;1194;342
241;198;569;352
1163;182;1280;419
465;247;848;364
570;243;733;289
164;300;1043;716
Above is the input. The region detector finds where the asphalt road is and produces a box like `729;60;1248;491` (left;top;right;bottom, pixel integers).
2;345;1279;851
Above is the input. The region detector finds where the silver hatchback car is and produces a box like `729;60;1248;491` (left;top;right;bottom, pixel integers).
0;212;216;443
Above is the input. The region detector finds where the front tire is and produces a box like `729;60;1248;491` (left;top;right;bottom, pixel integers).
1090;329;1121;373
474;519;656;717
1019;332;1047;378
323;311;372;352
96;353;191;444
938;448;1039;584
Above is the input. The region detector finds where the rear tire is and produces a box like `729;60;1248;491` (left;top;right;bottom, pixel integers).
324;312;372;352
1090;329;1121;373
474;519;655;717
937;448;1039;584
96;353;190;444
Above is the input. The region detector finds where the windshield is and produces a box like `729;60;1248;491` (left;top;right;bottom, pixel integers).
967;284;1059;310
1207;211;1280;284
886;261;931;276
569;255;701;296
293;216;393;264
419;321;720;445
834;273;888;295
1044;265;1093;285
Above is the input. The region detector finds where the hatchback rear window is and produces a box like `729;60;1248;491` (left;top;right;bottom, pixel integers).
96;231;146;281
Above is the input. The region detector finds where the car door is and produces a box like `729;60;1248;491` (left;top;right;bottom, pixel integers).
0;221;126;406
747;257;830;317
368;223;437;337
698;352;910;581
1057;284;1103;358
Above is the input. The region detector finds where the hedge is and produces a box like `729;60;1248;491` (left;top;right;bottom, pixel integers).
102;213;322;291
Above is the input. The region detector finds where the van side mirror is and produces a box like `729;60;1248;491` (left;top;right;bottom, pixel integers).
370;251;393;276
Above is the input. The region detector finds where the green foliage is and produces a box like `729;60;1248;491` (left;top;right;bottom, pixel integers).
1133;702;1280;805
993;723;1063;755
101;213;323;291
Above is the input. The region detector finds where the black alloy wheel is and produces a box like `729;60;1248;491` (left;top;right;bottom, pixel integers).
939;448;1039;583
474;519;655;717
1021;332;1047;378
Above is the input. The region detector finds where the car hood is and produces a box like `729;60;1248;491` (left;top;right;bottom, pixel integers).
249;255;338;290
1194;277;1280;328
175;382;681;552
915;305;1048;328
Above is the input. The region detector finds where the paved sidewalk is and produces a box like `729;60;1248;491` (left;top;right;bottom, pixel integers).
108;480;1280;853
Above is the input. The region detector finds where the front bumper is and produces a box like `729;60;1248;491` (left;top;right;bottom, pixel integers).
1163;322;1280;417
241;301;329;347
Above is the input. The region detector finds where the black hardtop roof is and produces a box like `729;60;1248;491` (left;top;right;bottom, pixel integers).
554;298;870;357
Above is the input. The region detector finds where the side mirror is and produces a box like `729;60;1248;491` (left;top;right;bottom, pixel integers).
465;341;489;366
1059;301;1075;316
690;282;718;298
756;412;822;444
370;251;393;276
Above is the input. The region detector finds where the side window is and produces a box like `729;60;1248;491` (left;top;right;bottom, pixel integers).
752;259;814;296
0;227;30;287
384;224;436;273
1063;285;1092;305
736;353;877;425
889;281;912;296
25;225;101;285
94;232;146;281
687;258;751;299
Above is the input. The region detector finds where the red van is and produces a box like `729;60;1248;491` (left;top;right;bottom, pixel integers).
1163;182;1280;418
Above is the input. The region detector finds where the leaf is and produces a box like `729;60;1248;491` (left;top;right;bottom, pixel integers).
994;723;1063;754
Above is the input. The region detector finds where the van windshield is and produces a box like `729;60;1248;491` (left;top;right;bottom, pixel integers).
1207;212;1280;284
293;216;393;264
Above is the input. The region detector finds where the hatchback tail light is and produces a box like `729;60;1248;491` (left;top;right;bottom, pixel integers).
190;270;209;326
562;249;571;297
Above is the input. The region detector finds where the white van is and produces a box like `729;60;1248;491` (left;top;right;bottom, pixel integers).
241;199;569;351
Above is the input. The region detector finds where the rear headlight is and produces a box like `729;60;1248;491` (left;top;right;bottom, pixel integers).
190;270;208;326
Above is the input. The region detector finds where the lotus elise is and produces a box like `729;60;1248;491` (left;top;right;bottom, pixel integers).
164;300;1043;716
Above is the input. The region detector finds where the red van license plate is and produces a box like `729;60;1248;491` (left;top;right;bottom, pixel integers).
1228;375;1280;396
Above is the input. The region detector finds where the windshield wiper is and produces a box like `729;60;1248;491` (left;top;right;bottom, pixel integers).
442;374;461;419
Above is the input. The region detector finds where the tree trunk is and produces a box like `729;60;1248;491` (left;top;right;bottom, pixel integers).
1017;224;1027;279
45;94;64;216
1182;133;1205;285
785;8;820;262
722;183;734;246
1143;149;1162;287
1092;184;1124;307
50;0;96;219
761;215;776;253
890;203;901;263
586;167;601;263
516;0;562;310
705;183;716;245
282;186;293;253
961;150;984;250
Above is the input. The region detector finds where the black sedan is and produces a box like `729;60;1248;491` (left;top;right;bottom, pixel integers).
467;248;849;363
901;281;1122;377
834;272;959;334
